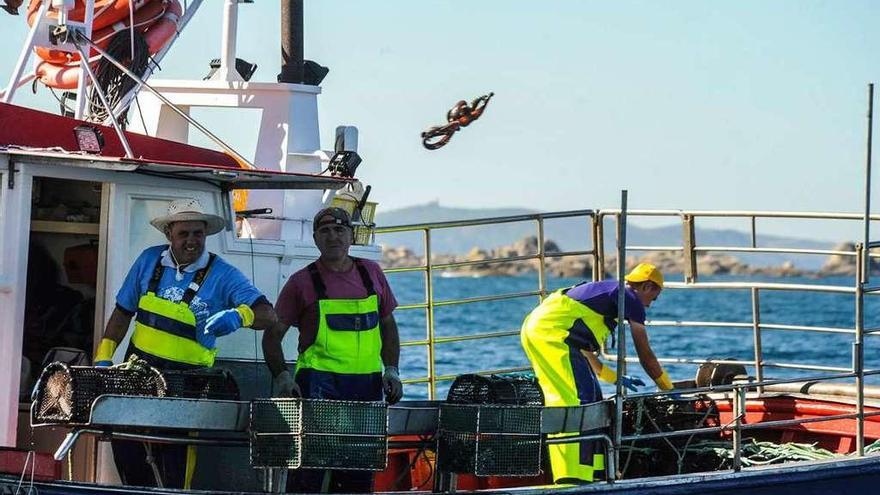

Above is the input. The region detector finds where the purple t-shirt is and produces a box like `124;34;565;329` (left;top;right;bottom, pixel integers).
565;280;646;332
276;258;398;353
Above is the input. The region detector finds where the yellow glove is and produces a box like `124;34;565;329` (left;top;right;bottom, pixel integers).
654;370;674;391
597;364;617;384
235;304;255;327
94;338;117;366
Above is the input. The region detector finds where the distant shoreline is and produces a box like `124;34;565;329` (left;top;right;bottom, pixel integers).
381;236;865;278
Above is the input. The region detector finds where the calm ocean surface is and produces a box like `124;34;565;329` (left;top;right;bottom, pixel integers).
385;272;880;400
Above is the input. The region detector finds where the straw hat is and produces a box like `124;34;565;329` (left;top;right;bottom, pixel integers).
149;198;225;235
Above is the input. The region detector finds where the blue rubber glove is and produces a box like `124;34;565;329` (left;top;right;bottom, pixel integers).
204;308;244;337
94;360;113;367
620;375;645;392
196;328;217;349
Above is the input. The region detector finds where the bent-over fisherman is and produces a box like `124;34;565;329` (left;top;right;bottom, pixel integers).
520;262;673;484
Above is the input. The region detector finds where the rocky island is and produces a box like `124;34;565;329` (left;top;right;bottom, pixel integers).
381;237;870;278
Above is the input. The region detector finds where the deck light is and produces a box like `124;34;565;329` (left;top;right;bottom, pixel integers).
328;151;361;178
73;125;104;154
303;60;329;86
204;58;258;82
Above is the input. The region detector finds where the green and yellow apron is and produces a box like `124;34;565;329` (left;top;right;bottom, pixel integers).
130;253;218;367
124;252;217;489
521;289;611;483
294;260;383;399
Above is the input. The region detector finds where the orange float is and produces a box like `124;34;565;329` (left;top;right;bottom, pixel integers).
34;0;181;90
34;0;168;65
27;0;148;32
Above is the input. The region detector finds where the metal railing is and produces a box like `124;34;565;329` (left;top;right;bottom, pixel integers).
377;208;880;398
375;205;880;478
377;209;598;399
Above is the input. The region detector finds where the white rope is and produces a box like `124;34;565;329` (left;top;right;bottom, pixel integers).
13;450;37;495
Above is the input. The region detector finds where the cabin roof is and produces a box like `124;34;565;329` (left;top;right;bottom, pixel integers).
0;102;349;190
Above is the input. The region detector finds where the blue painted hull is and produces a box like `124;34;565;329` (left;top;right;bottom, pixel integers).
3;455;880;494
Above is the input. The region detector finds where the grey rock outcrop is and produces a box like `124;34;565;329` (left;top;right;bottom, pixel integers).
382;236;848;278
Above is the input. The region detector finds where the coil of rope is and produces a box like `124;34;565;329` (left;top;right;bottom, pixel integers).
87;29;150;127
421;92;494;150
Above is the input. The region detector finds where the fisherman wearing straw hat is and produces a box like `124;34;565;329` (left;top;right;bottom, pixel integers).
520;262;673;484
92;198;277;489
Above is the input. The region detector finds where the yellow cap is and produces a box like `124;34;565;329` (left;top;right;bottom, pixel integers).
625;263;664;288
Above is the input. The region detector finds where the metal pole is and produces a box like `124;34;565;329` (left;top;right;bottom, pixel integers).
73;41;135;158
732;385;745;471
857;83;873;456
2;0;49;104
75;0;96;120
855;244;865;456
750;216;764;394
613;190;628;480
536;217;547;299
217;0;242;82
278;0;304;83
594;214;605;281
591;214;601;282
424;228;437;400
865;83;874;285
81;34;255;169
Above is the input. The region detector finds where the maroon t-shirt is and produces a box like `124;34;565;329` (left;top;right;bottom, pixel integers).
276;258;398;353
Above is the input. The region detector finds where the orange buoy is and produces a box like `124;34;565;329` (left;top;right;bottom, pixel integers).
34;0;181;90
34;0;168;65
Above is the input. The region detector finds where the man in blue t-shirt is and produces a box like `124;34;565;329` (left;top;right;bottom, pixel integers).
520;263;673;484
92;198;277;489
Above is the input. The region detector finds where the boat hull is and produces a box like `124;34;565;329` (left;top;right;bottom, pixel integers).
3;454;880;494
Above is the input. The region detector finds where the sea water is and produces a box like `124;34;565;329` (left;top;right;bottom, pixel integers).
385;272;880;400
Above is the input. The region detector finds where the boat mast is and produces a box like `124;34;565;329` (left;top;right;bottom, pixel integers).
279;0;304;83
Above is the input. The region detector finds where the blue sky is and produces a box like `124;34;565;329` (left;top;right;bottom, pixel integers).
2;1;879;241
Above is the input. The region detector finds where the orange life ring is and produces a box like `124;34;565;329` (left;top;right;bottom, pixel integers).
34;0;168;65
27;0;148;32
34;0;181;90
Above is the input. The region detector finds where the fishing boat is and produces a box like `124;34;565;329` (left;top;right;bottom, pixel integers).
2;1;880;493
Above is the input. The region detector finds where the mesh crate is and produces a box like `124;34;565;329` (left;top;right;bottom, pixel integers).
438;404;543;476
163;368;240;400
353;225;374;246
446;374;544;405
250;399;388;471
31;362;166;425
330;196;377;225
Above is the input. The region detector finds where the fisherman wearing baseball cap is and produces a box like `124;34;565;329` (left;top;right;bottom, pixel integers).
92;198;277;489
264;205;402;493
520;262;673;484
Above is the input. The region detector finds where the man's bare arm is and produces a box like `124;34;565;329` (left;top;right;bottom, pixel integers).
379;314;400;368
262;321;291;377
629;321;664;380
250;301;278;331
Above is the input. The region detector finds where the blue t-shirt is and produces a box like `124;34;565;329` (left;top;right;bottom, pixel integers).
565;280;646;332
116;245;264;334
